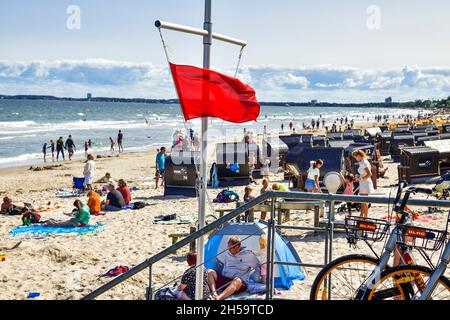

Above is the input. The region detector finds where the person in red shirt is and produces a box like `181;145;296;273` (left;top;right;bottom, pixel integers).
117;179;132;205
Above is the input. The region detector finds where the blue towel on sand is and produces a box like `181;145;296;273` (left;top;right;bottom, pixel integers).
9;224;104;238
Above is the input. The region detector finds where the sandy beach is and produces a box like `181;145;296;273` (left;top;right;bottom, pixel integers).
1;120;449;300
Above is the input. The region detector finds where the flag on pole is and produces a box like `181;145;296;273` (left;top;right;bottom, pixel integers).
169;63;260;123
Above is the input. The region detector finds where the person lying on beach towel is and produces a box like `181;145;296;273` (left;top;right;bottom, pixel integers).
41;200;90;228
102;183;125;212
33;203;62;213
1;196;29;215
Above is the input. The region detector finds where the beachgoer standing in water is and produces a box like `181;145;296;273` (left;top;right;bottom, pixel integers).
56;137;65;161
305;159;323;193
117;130;124;153
88;139;92;148
109;137;115;154
50;140;55;162
65;135;76;160
42;142;49;163
155;147;167;189
84;141;89;157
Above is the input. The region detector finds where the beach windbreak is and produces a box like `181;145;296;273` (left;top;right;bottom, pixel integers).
169;63;260;123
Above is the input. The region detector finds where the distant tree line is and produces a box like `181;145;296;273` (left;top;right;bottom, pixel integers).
0;94;449;108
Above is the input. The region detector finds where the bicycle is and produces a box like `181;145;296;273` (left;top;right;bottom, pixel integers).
310;181;450;300
364;211;450;300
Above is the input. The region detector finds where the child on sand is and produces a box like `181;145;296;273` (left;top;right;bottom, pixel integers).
258;235;268;284
241;186;255;222
272;183;286;191
342;173;355;216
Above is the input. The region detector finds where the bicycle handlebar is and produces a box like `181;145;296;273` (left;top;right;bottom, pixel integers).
393;183;433;223
407;187;433;195
393;181;408;206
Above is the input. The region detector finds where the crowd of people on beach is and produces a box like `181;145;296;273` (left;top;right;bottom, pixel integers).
274;112;424;135
42;130;125;163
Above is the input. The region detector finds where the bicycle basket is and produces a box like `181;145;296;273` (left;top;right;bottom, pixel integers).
396;224;447;251
345;216;391;243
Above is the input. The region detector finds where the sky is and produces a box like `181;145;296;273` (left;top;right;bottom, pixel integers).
1;0;450;102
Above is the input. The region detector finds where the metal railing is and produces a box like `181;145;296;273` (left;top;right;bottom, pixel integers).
82;191;450;300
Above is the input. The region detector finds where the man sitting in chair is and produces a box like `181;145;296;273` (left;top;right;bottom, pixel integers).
208;236;260;300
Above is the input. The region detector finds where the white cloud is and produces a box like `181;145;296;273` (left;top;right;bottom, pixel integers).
0;59;449;102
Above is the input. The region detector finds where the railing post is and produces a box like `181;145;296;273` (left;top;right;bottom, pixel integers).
314;204;320;232
266;194;276;300
146;265;153;300
270;196;277;300
329;200;335;263
190;226;197;252
326;200;336;300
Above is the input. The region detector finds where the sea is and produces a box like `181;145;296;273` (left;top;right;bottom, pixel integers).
0;99;424;169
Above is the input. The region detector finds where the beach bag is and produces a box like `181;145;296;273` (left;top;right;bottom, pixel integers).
154;287;178;301
133;202;146;210
213;189;240;203
230;163;240;173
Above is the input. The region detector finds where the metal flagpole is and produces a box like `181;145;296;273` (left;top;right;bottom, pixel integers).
195;0;212;301
155;0;246;301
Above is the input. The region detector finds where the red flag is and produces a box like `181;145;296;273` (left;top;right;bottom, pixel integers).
169;63;260;123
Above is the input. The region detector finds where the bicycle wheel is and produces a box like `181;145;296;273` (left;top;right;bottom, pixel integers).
310;254;380;300
366;265;450;300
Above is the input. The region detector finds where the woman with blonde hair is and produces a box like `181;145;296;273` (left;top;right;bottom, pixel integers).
258;235;268;284
352;150;374;217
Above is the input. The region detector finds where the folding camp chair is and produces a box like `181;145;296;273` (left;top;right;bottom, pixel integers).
73;177;86;192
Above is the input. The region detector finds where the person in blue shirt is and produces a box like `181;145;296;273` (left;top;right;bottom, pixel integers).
155;147;167;189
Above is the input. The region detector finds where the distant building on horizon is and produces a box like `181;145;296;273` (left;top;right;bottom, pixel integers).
87;93;92;100
385;97;393;104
